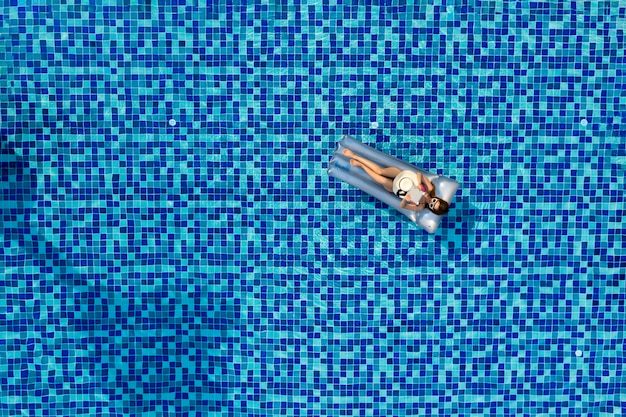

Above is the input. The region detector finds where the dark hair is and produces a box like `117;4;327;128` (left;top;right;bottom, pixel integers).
427;188;449;215
430;198;450;215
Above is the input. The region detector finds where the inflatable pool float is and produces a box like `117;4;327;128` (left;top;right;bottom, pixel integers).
328;135;460;233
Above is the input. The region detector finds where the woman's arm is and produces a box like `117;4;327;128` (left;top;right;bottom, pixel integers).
417;173;435;193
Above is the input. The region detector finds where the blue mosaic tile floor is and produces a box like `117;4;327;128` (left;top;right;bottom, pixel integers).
1;1;625;416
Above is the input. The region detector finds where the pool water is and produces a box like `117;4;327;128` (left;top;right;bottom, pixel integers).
1;2;625;416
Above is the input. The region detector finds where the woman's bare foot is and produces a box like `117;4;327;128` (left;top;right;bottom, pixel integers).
342;149;355;158
349;159;361;167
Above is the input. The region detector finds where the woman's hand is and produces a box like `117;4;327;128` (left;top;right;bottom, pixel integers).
402;201;424;211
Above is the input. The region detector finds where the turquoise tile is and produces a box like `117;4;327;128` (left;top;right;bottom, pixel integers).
0;2;624;416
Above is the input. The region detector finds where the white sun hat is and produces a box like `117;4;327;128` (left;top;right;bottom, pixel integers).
392;170;418;197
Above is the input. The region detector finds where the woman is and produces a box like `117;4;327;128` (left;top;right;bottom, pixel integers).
342;149;450;215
